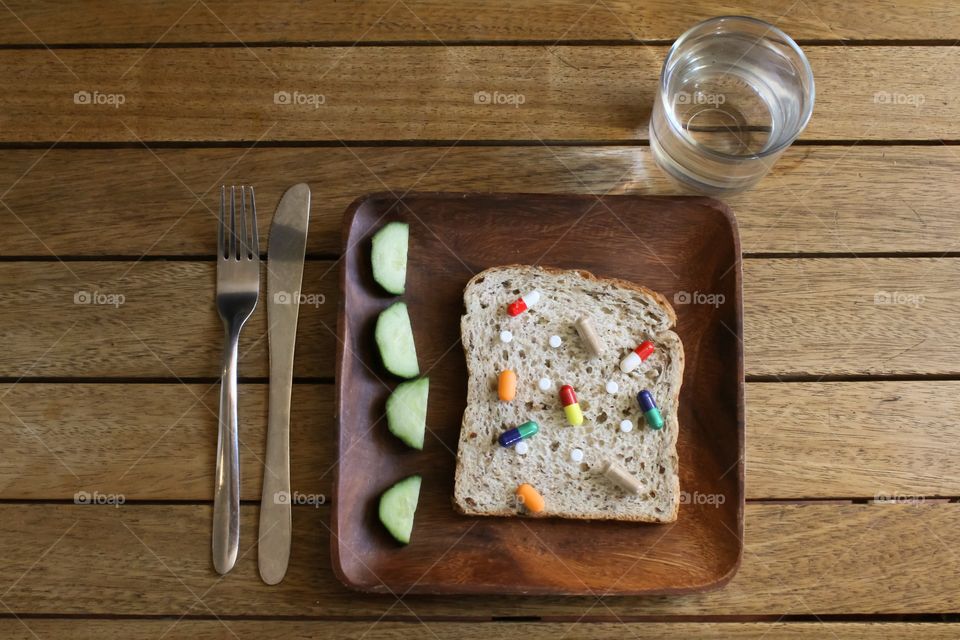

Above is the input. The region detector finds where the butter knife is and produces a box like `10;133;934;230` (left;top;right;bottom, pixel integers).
259;183;310;585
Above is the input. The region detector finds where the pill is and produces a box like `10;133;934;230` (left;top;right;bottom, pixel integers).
498;420;539;447
498;369;517;401
605;380;619;394
620;419;633;433
499;330;513;343
620;340;655;373
599;459;643;494
559;384;584;426
515;483;545;514
637;390;664;430
515;441;529;455
538;377;552;391
507;290;541;317
570;448;584;463
549;335;562;348
575;316;604;358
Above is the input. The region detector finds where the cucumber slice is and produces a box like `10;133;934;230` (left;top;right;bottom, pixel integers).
371;222;409;295
375;302;420;378
378;475;422;544
386;377;429;450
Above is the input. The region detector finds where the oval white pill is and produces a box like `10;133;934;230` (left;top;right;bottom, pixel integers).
516;441;529;455
620;419;633;433
605;380;619;394
538;377;552;391
570;448;584;463
549;335;562;348
499;330;513;343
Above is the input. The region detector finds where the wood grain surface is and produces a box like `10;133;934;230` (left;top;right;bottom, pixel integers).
2;381;957;501
0;503;958;616
0;47;952;142
1;0;957;44
0;258;955;378
0;621;955;639
0;0;956;634
1;146;958;256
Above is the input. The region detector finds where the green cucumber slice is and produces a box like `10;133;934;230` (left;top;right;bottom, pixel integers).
371;222;409;295
375;302;420;378
386;377;429;450
378;475;422;544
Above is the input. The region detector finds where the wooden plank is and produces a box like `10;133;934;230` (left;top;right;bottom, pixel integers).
2;146;958;257
1;1;957;45
3;381;958;501
0;620;954;639
0;383;330;501
1;503;959;615
0;46;951;142
0;258;955;378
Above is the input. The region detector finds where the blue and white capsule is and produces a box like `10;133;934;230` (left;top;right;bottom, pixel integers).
636;390;664;430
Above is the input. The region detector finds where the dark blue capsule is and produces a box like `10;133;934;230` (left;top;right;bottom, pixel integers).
637;390;656;412
498;420;539;447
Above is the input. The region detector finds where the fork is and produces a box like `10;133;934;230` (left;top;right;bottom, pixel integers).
213;185;260;575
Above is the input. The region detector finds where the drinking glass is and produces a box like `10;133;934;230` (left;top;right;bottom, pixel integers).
649;16;815;194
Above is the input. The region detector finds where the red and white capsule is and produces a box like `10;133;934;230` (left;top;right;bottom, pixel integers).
506;290;541;317
619;340;655;373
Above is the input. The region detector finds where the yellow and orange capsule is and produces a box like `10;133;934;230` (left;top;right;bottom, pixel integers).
498;369;517;401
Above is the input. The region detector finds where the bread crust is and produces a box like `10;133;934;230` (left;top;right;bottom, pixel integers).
453;265;684;523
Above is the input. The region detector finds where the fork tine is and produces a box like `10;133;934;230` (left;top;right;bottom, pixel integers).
218;185;226;259
229;185;238;259
248;186;259;258
240;186;249;259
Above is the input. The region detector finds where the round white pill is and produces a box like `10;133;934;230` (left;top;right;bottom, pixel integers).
538;377;552;391
549;335;562;348
620;419;634;433
515;441;529;455
499;330;513;343
570;448;584;463
605;380;619;394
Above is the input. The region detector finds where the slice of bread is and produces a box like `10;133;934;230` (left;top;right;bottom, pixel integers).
453;265;683;523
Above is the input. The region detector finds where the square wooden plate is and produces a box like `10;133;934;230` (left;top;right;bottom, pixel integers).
333;192;744;595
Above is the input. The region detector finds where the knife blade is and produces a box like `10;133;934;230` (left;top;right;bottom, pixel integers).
259;183;310;585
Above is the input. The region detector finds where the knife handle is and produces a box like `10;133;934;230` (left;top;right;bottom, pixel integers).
258;394;292;584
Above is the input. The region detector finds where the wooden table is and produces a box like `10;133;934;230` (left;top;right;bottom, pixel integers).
1;1;958;637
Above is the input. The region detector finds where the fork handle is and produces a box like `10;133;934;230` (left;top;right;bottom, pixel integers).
213;322;242;574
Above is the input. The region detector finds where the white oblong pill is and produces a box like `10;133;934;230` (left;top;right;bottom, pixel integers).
605;380;619;394
570;448;584;463
620;419;633;433
538;377;552;391
500;330;513;343
516;441;529;455
549;335;562;348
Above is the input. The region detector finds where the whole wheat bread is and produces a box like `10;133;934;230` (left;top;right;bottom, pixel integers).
453;265;683;523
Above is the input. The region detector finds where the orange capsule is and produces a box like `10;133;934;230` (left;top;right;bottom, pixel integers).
515;483;545;514
498;369;517;401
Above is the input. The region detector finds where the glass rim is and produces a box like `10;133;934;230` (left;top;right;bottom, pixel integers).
657;15;816;162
